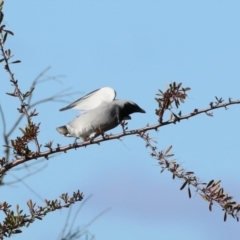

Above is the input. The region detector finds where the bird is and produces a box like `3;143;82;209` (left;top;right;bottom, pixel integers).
56;87;145;141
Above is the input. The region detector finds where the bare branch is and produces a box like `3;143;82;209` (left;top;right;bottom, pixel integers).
6;88;79;138
6;173;44;202
0;38;41;153
6;164;47;186
0;105;6;135
0;105;9;163
58;195;93;240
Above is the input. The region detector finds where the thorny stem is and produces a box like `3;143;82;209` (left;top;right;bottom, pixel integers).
0;96;240;175
0;190;83;239
139;131;240;221
0;39;41;153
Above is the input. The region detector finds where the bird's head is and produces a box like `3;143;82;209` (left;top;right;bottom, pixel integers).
115;100;146;122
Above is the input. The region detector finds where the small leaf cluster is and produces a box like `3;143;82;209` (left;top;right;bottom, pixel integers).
139;127;240;222
10;122;40;158
0;190;83;239
155;82;190;123
201;180;240;222
0;2;41;162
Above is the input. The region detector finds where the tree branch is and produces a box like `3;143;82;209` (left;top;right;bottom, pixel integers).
0;190;83;239
1;96;239;175
139;131;240;222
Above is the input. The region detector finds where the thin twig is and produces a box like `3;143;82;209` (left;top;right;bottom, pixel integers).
6;164;47;187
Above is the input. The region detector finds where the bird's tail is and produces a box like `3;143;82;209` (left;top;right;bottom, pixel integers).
56;126;70;137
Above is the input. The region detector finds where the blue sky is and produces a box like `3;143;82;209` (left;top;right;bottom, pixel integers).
0;1;240;239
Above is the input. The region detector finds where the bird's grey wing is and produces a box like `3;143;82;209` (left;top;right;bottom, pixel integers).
59;87;116;112
66;102;119;138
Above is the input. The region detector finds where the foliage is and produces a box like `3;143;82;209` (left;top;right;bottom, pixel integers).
0;1;239;239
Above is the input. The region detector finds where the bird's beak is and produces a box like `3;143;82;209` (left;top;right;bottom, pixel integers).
138;108;146;113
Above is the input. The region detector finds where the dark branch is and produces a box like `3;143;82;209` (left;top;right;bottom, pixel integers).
1;97;240;175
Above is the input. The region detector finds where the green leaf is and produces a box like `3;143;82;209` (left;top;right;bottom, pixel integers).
13;229;22;234
19;127;25;134
27;199;33;209
16;204;19;213
3;31;7;43
209;202;212;211
180;180;188;190
10;60;21;64
4;29;14;35
188;187;191;198
5;49;10;56
224;211;227;221
2;145;12;148
165;145;172;154
206;179;214;188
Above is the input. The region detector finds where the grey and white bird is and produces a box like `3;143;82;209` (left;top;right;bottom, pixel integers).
56;87;145;141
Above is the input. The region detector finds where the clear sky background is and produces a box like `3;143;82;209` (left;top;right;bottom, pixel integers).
0;1;240;240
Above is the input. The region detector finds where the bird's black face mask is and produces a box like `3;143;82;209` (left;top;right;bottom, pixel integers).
119;102;145;122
